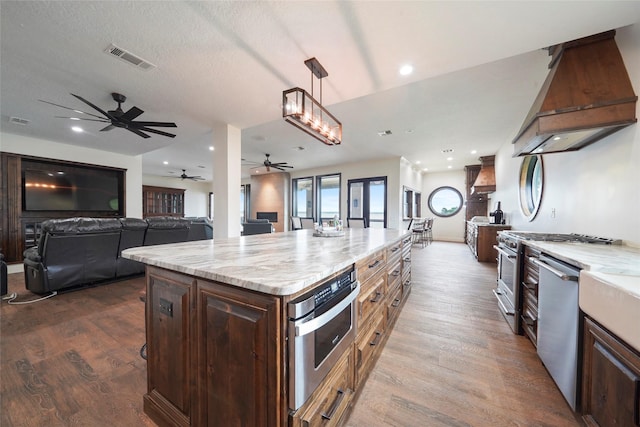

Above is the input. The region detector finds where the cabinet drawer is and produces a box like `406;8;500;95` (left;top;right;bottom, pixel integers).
357;275;385;327
356;250;386;285
386;259;402;294
294;350;354;427
355;312;385;386
386;283;403;325
386;239;402;265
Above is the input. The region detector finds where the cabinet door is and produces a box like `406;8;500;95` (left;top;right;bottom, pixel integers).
144;268;196;427
583;317;640;427
197;281;281;427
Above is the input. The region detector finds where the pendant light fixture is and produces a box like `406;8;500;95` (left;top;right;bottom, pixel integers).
282;57;342;146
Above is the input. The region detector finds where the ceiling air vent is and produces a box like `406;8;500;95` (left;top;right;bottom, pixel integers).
9;116;30;126
104;44;156;71
377;130;392;136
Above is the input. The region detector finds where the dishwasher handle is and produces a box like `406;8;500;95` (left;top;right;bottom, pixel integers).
532;258;578;281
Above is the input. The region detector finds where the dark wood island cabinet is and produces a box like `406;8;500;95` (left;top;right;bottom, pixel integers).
124;229;411;427
466;221;511;262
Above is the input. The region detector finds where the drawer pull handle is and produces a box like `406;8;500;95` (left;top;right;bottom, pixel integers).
321;389;345;421
403;280;411;287
370;291;382;303
370;331;382;346
403;257;411;263
391;270;400;277
368;260;380;269
391;247;399;252
392;298;401;307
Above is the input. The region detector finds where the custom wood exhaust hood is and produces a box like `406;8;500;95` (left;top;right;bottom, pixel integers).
471;155;496;194
512;30;637;157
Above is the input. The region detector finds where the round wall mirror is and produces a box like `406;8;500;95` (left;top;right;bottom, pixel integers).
428;186;463;217
519;155;543;221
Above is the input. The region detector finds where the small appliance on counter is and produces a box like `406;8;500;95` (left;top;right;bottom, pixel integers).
490;202;504;224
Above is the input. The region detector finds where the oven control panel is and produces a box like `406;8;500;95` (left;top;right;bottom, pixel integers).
289;267;356;319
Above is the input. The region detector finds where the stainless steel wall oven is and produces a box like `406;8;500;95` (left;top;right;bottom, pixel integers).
287;267;360;410
494;235;519;332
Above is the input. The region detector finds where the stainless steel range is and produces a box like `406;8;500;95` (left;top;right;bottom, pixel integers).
493;231;620;333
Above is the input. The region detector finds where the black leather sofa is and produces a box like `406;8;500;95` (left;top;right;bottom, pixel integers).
23;216;211;294
242;218;274;236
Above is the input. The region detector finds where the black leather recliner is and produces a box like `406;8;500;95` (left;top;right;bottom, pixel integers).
116;218;148;277
23;218;123;294
143;217;190;245
186;217;214;241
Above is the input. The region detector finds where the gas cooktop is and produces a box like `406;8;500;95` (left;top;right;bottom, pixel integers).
500;231;621;245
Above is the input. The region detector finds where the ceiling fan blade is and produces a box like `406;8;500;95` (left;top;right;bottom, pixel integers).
120;106;144;122
126;127;150;138
40;100;106;119
70;93;116;120
131;121;177;128
100;124;116;131
136;126;176;138
54;116;110;123
273;166;286;171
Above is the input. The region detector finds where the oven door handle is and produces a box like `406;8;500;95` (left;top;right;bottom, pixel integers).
493;245;516;259
294;282;360;337
492;289;515;316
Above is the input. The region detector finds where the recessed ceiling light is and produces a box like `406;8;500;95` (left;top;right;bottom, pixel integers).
471;150;477;154
163;161;169;165
447;165;452;169
405;129;414;134
399;64;413;76
423;168;428;172
209;146;214;151
71;126;83;133
415;161;421;165
446;157;453;161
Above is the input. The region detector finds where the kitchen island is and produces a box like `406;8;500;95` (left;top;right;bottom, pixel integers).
123;228;412;427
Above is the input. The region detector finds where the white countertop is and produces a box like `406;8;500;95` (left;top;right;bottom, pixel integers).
122;228;409;296
521;240;640;351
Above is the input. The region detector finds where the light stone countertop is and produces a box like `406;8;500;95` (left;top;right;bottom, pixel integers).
122;228;409;296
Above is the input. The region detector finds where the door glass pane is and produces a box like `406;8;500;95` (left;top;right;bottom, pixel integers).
318;174;340;222
349;182;364;218
369;180;385;228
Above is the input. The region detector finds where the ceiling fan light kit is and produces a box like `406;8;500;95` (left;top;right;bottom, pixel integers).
282;57;342;146
41;92;177;139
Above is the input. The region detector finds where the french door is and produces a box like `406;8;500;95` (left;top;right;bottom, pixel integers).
347;177;387;228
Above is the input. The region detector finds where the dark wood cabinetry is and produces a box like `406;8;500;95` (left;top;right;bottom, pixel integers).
143;186;185;218
143;235;411;427
144;266;281;427
582;317;640;427
520;246;540;344
465;222;511;262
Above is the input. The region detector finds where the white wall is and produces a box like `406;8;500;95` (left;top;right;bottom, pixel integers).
421;170;466;242
0;132;143;217
490;23;640;246
142;174;211;218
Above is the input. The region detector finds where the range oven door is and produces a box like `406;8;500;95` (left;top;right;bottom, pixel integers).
493;244;518;332
288;281;360;410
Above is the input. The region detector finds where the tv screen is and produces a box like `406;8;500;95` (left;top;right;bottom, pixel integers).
22;162;123;213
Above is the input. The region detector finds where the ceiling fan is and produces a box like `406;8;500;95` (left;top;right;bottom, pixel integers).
262;154;293;172
176;169;205;181
40;92;177;139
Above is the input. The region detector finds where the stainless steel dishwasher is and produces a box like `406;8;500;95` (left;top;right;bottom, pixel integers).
533;254;581;411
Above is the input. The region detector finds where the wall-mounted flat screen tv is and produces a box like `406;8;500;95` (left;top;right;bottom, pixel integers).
22;160;124;214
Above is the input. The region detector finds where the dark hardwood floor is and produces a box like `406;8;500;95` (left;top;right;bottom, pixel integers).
1;242;580;426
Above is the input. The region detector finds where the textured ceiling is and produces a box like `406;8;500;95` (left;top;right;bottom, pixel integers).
1;1;639;180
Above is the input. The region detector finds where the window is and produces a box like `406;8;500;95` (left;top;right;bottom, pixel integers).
428;186;463;217
519;155;543;221
317;174;341;223
240;184;250;223
403;186;421;219
292;177;314;218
